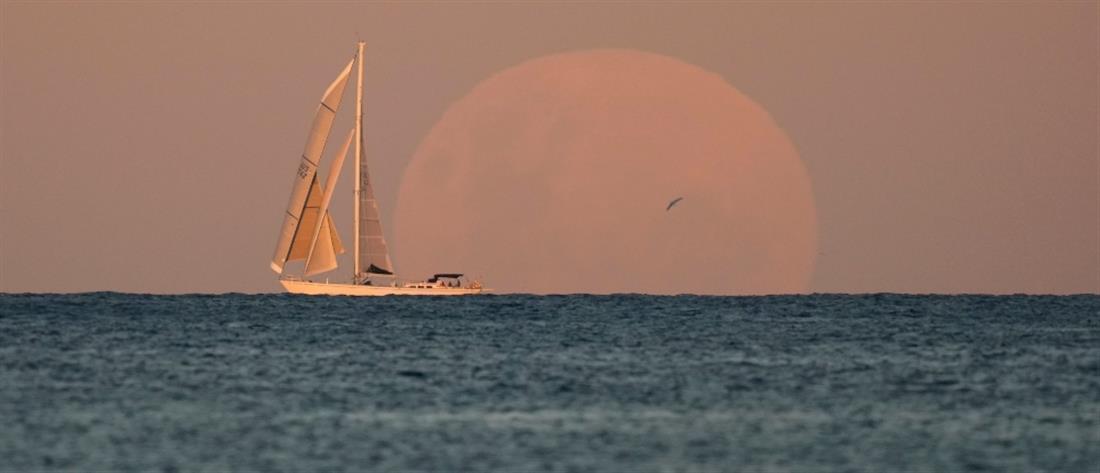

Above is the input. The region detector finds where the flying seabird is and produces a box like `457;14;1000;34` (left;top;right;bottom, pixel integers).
666;197;684;211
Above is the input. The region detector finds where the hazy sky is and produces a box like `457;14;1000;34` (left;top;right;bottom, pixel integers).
1;2;1096;294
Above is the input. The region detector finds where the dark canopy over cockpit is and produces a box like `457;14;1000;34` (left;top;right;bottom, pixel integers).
427;273;464;282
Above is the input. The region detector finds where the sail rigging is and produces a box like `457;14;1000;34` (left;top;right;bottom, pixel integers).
270;57;354;274
271;46;394;280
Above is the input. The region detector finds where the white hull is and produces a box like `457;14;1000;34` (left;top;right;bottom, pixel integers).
280;279;483;296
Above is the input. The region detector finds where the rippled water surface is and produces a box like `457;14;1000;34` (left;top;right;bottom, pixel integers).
1;293;1097;471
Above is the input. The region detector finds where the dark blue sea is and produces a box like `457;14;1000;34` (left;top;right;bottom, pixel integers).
1;293;1097;471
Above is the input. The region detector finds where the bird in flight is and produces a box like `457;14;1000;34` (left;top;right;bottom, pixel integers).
666;197;684;211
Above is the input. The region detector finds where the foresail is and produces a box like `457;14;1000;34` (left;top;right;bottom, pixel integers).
303;128;353;275
287;176;323;262
270;57;355;274
304;213;343;276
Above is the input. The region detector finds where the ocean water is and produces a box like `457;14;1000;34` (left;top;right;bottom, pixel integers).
0;293;1097;471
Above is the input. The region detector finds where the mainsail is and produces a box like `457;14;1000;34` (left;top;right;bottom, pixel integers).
355;41;395;279
356;151;394;276
270;58;354;274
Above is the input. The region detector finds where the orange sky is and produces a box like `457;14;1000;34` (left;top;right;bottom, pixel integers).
1;3;1096;294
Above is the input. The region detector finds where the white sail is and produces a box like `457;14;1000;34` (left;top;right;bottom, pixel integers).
303;213;343;276
354;43;395;278
303;128;353;276
357;155;395;276
270;58;354;274
287;176;344;263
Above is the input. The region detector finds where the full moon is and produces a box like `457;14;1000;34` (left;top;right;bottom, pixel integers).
393;49;816;294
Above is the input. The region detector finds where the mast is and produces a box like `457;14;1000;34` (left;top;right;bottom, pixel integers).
353;41;364;282
351;41;395;280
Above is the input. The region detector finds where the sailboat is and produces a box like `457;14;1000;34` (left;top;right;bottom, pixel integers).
270;42;483;296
